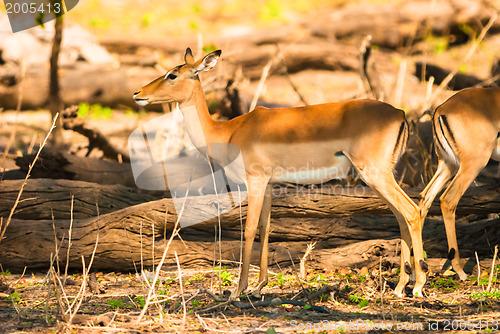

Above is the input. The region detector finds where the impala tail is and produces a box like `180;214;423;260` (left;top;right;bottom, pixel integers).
393;119;409;164
432;110;459;167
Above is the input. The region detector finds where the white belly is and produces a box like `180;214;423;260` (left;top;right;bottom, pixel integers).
271;155;352;184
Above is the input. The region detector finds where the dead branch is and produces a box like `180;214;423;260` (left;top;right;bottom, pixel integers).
61;106;130;162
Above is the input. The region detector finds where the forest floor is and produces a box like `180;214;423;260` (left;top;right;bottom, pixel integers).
1;263;500;333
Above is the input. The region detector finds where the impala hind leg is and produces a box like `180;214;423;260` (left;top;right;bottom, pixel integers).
255;185;272;294
439;154;492;281
358;169;424;297
233;177;269;299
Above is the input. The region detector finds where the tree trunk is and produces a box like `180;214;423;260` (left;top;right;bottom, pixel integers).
48;7;63;144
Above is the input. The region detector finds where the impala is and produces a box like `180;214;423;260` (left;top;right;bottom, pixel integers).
134;48;425;298
420;87;500;280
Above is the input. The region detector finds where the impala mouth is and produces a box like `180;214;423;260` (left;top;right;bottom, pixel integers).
133;94;149;106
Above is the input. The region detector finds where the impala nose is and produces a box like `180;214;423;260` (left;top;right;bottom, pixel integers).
133;90;149;106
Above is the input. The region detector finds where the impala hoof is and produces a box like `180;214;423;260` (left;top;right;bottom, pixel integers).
457;270;468;281
394;284;406;298
412;288;423;298
394;290;405;298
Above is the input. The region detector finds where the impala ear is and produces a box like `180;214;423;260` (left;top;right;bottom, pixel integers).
193;50;221;75
184;47;195;64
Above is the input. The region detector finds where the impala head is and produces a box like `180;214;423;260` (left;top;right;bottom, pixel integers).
133;48;221;106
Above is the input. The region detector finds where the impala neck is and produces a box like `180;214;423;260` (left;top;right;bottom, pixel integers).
178;80;219;148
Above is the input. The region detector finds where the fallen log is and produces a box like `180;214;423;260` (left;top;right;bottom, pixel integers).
308;0;500;49
1;177;498;221
0;64;161;110
0;179;159;220
0;183;498;271
15;150;136;187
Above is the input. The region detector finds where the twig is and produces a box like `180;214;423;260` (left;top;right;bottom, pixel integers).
281;58;309;105
61;106;130;162
174;288;200;313
249;42;298;111
300;242;316;279
487;245;498;292
307;284;338;301
233;297;328;313
426;13;498;109
249;60;273;112
358;35;378;100
0;113;59;246
198;286;329;313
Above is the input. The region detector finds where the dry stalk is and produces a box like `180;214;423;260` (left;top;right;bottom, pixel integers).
152;222;155;273
63;195;74;285
487;245;498;292
0;113;59;246
51;268;71;311
50;267;65;317
175;251;187;328
45;255;53;324
300;242;316;279
204;153;224;294
136;197;185;322
51;210;62;274
67;225;99;324
140;220;144;273
476;251;483;292
286;249;314;307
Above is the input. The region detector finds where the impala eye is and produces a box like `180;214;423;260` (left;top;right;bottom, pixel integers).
166;73;177;80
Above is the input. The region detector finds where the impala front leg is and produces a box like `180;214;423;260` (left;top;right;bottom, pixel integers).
256;184;272;294
233;177;269;299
